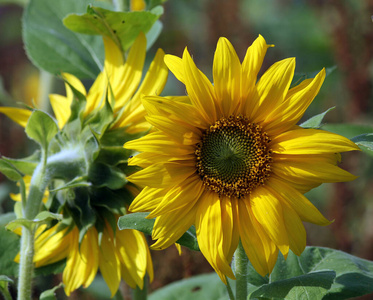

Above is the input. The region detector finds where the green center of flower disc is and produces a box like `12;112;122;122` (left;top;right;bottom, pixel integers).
195;115;272;198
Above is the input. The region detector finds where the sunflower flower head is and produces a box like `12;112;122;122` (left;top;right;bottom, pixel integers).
124;35;360;282
4;33;167;296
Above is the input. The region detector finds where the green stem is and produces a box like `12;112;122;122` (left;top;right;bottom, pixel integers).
225;276;235;300
17;226;36;300
234;240;249;300
133;276;147;300
112;0;129;11
38;70;54;112
1;284;13;300
17;147;86;300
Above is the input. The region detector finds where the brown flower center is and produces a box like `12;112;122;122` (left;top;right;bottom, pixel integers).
195;115;272;198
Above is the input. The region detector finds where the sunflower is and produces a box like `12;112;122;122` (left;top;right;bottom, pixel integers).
3;33;167;296
0;32;168;133
15;218;153;296
124;35;359;282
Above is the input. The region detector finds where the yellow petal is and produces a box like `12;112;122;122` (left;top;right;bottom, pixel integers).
151;203;197;250
147;175;203;218
220;196;240;266
126;162;196;188
116;229;148;288
213;37;241;116
130;186;166;212
280;199;306;256
267;177;331;226
242;35;272;110
271;128;360;155
142;96;210;129
0;107;31;128
251;58;295;122
264;68;326;135
164;54;185;84
195;191;235;283
272;158;357;184
62;72;87;99
250;186;289;256
49;94;72;129
145;115;201;145
238;198;278;276
99;227;121;297
33;226;70;267
183;47;218;123
124;131;194;156
112;33;146;111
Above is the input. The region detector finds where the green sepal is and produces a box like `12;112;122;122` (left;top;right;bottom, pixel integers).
88;162;127;190
95;146;133;166
39;283;63;300
63;5;163;54
5;211;62;231
49;176;91;192
118;212;200;251
0;275;13;284
25;110;59;151
0;159;23;181
84;94;114;138
34;260;66;277
351;133;373;155
1;151;40;175
90;187;128;215
64;188;96;237
300;107;335;129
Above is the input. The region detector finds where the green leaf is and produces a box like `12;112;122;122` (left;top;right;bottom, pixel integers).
25;110;59;151
39;283;63;300
148;273;231;300
0;275;13;300
248;247;373;300
5;211;61;231
351;133;373;154
1;151;41;175
118;213;199;251
118;212;154;233
321;123;373;139
300;107;335;128
63;6;163;53
0;159;23;181
250;271;335;299
23;0;110;78
0;216;20;277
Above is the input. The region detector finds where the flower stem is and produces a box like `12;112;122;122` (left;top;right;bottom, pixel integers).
225;276;235;300
234;240;248;300
17;226;36;300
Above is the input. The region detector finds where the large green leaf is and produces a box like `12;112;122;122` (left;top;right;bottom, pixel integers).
321;123;373;139
23;0;109;78
0;213;20;277
63;6;163;53
148;273;231;300
248;247;373;299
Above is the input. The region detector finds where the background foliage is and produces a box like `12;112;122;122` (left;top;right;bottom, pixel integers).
0;0;373;299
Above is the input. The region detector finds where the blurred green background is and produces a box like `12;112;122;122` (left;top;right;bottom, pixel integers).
0;0;373;299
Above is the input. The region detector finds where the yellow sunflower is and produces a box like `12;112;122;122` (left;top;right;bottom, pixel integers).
0;32;168;133
15;218;153;296
4;33;167;295
124;35;360;282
